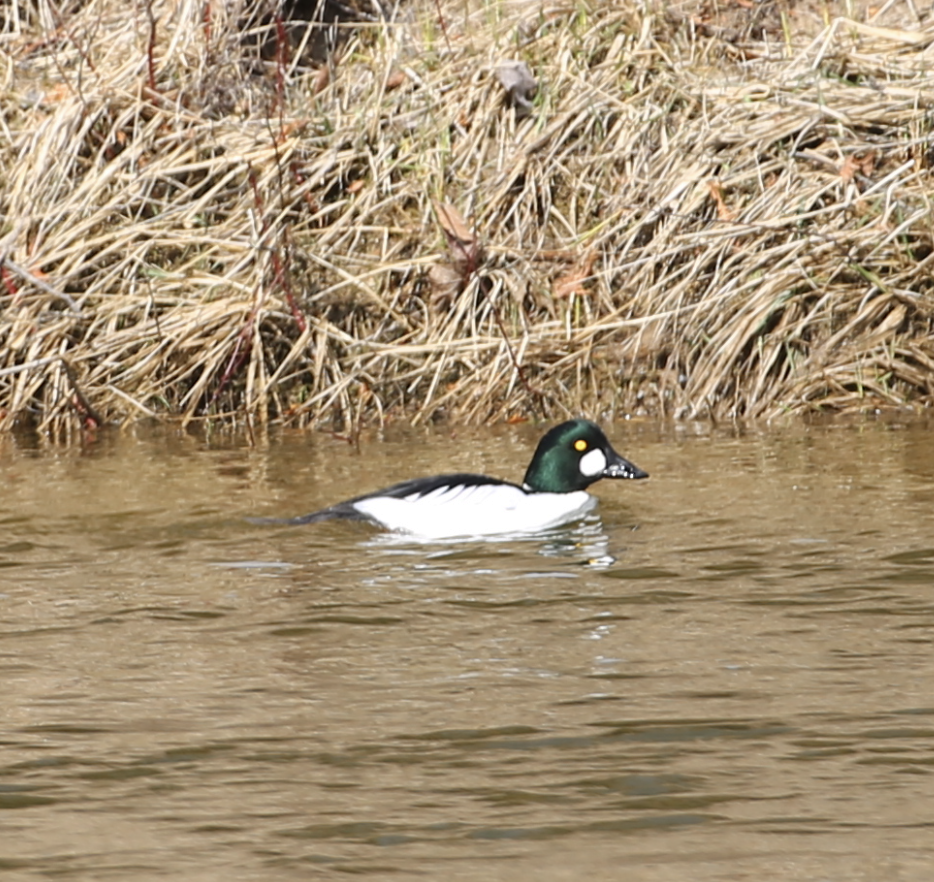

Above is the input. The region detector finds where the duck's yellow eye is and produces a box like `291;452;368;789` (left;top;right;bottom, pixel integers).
574;439;588;452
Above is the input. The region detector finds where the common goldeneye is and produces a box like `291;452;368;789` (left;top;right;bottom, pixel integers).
267;419;647;540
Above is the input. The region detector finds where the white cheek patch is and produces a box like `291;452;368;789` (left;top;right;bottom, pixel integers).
579;447;607;477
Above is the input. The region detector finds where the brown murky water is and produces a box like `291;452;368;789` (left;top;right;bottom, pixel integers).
2;418;933;881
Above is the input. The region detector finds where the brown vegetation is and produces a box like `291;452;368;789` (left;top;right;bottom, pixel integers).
1;0;933;438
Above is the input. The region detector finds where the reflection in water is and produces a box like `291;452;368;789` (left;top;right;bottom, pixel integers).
366;516;622;568
1;418;933;880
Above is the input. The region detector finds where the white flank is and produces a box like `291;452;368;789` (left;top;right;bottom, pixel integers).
352;484;597;539
579;448;607;477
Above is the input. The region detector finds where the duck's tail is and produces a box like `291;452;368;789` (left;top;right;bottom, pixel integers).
247;503;367;527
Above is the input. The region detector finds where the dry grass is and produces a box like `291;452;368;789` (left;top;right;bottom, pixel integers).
1;0;933;438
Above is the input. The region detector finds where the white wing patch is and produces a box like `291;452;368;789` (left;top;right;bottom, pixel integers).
353;484;596;539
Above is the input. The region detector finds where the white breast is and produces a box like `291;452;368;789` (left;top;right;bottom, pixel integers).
352;484;597;539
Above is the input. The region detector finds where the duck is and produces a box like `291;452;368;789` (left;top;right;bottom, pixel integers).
265;419;648;540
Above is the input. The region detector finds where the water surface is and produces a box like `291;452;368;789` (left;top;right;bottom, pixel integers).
2;417;933;880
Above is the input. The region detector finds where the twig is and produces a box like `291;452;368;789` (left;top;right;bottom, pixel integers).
144;0;157;92
0;356;63;378
1;259;82;315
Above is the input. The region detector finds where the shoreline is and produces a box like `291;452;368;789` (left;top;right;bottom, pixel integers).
2;1;932;437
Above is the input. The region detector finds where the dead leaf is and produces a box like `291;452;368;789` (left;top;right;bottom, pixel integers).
706;178;735;221
277;119;308;139
433;201;474;247
428;262;463;308
314;65;330;95
44;83;70;105
495;60;537;117
839;156;859;182
432;200;484;270
385;69;407;91
429;201;485;297
554;251;596;298
840;150;877;182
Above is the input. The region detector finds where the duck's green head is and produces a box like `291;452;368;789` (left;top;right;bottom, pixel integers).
523;419;648;493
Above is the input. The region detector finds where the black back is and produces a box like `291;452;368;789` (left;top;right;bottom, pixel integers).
286;473;521;525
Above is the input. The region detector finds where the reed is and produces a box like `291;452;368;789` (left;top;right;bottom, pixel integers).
1;0;932;437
